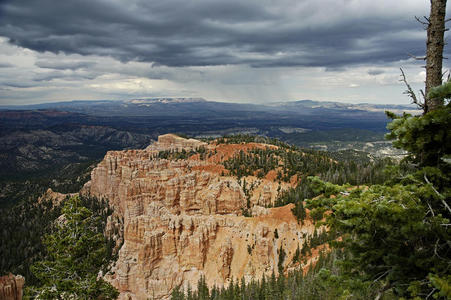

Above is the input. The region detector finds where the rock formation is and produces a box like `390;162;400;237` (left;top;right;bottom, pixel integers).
83;134;320;299
146;134;208;152
0;273;25;300
38;188;77;205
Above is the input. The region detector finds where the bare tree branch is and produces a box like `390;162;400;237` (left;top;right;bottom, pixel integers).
416;16;431;27
408;52;426;60
420;89;426;101
424;174;451;214
426;288;437;299
400;68;425;110
427;201;435;216
373;270;390;283
374;282;392;300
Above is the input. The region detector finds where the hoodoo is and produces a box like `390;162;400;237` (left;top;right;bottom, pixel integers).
83;134;323;299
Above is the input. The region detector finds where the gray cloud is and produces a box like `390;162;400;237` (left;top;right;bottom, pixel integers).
0;0;447;106
0;62;13;68
35;60;96;70
368;69;385;76
0;0;444;69
1;81;37;88
32;70;99;82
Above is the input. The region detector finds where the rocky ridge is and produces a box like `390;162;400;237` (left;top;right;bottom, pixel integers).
83;134;321;300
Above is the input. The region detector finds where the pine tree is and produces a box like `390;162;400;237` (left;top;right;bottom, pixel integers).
26;196;119;299
196;276;209;300
277;245;286;275
305;35;451;298
293;245;301;264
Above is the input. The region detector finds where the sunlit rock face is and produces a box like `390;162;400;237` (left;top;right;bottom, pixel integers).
84;134;318;300
0;273;25;300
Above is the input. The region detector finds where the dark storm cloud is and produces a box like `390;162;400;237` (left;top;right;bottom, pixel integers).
0;0;443;68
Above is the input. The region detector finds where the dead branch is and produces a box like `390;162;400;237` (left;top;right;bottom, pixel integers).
400;68;425;109
415;16;430;30
426;288;437;299
373;270;390;283
374;282;392;300
427;201;435;216
416;16;431;27
408;52;426;60
424;174;451;215
420;89;426;101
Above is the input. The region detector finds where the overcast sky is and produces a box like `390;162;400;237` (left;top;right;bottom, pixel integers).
0;0;449;105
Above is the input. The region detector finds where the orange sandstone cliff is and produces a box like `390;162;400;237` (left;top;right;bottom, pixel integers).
83;134;320;300
0;273;25;300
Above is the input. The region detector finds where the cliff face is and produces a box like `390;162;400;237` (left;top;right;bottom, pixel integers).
84;134;318;300
0;273;25;300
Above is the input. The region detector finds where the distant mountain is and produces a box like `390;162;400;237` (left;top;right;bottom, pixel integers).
0;98;419;117
268;100;419;115
127;97;207;104
0;98;419;156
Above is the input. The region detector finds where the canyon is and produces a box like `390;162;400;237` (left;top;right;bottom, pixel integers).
83;134;323;300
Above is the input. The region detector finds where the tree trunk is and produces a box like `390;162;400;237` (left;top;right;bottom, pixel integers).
425;0;447;112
